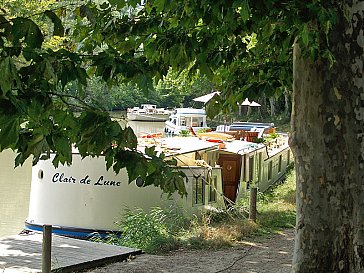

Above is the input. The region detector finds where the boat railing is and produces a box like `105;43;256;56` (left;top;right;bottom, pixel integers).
265;134;289;152
216;125;231;132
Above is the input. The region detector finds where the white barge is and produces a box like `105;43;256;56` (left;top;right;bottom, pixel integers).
127;104;171;122
25;133;291;238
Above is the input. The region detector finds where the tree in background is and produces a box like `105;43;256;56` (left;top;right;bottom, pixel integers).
155;67;215;109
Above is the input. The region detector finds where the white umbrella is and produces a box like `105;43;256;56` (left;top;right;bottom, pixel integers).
250;101;261;107
193;91;220;104
241;98;251;106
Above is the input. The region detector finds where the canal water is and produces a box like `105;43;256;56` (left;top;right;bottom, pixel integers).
0;121;165;237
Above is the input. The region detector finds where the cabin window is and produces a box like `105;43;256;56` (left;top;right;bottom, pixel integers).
208;177;217;203
193;175;205;205
191;117;200;127
268;161;273;180
180;117;186;126
278;155;282;173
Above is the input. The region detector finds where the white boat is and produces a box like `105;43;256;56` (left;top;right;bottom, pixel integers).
25;133;291;238
216;122;276;134
164;108;210;135
216;122;277;141
127;104;171;121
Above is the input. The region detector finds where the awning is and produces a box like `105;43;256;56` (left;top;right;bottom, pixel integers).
250;101;261;107
241;98;251;106
241;99;261;107
193;91;220;103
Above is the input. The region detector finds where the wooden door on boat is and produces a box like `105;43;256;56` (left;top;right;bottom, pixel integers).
218;154;242;203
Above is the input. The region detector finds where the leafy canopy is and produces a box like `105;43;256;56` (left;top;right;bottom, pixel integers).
0;0;339;194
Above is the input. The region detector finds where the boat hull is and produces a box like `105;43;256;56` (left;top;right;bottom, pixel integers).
26;153;224;238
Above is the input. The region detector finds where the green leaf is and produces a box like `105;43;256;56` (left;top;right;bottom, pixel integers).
0;115;19;151
44;10;64;37
155;0;166;13
0;14;11;36
44;60;57;82
145;146;157;157
125;126;137;148
29;137;50;165
173;172;187;196
301;24;309;47
60;60;77;87
322;49;335;68
0;57;21;96
23;47;42;62
237;0;250;22
76;66;88;86
126;156;147;182
51;134;71;167
12;17;44;48
146;161;157;175
136;74;153;91
108;0;127;9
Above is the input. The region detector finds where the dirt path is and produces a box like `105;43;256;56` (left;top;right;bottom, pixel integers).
83;229;295;273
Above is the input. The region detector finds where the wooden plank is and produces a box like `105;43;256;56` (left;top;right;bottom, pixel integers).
0;233;141;273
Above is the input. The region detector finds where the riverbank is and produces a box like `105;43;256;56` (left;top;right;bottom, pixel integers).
80;166;296;272
82;228;294;273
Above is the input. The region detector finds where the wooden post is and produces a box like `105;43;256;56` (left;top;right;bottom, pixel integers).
42;225;52;273
249;187;257;222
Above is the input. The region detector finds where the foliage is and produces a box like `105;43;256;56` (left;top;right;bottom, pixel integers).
256;165;296;230
0;0;339;195
237;165;296;232
179;130;190;137
0;0;192;195
155;67;215;109
96;206;188;254
262;132;279;143
76;69;215;111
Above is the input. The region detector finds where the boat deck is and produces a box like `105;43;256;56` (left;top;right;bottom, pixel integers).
0;232;141;273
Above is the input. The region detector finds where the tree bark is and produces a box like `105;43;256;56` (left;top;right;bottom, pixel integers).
291;2;364;272
269;96;276;117
284;87;291;117
261;93;268;116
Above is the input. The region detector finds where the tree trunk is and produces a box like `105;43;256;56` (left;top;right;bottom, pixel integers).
247;105;252;116
290;2;364;272
284;87;291;117
269;96;276;117
261;93;268;116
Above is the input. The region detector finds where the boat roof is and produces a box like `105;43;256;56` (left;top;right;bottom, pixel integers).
141;104;157;108
149;137;219;157
138;136;266;157
173;108;206;115
222;140;265;154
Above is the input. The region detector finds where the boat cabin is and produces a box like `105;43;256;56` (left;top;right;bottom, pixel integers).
165;108;209;135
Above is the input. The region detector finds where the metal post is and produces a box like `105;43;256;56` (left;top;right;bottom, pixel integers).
249;187;257;222
42;225;52;273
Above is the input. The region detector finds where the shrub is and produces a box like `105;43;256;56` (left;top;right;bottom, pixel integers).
99;206;189;254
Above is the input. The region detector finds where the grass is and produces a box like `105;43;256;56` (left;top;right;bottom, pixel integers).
96;167;296;254
256;166;296;231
